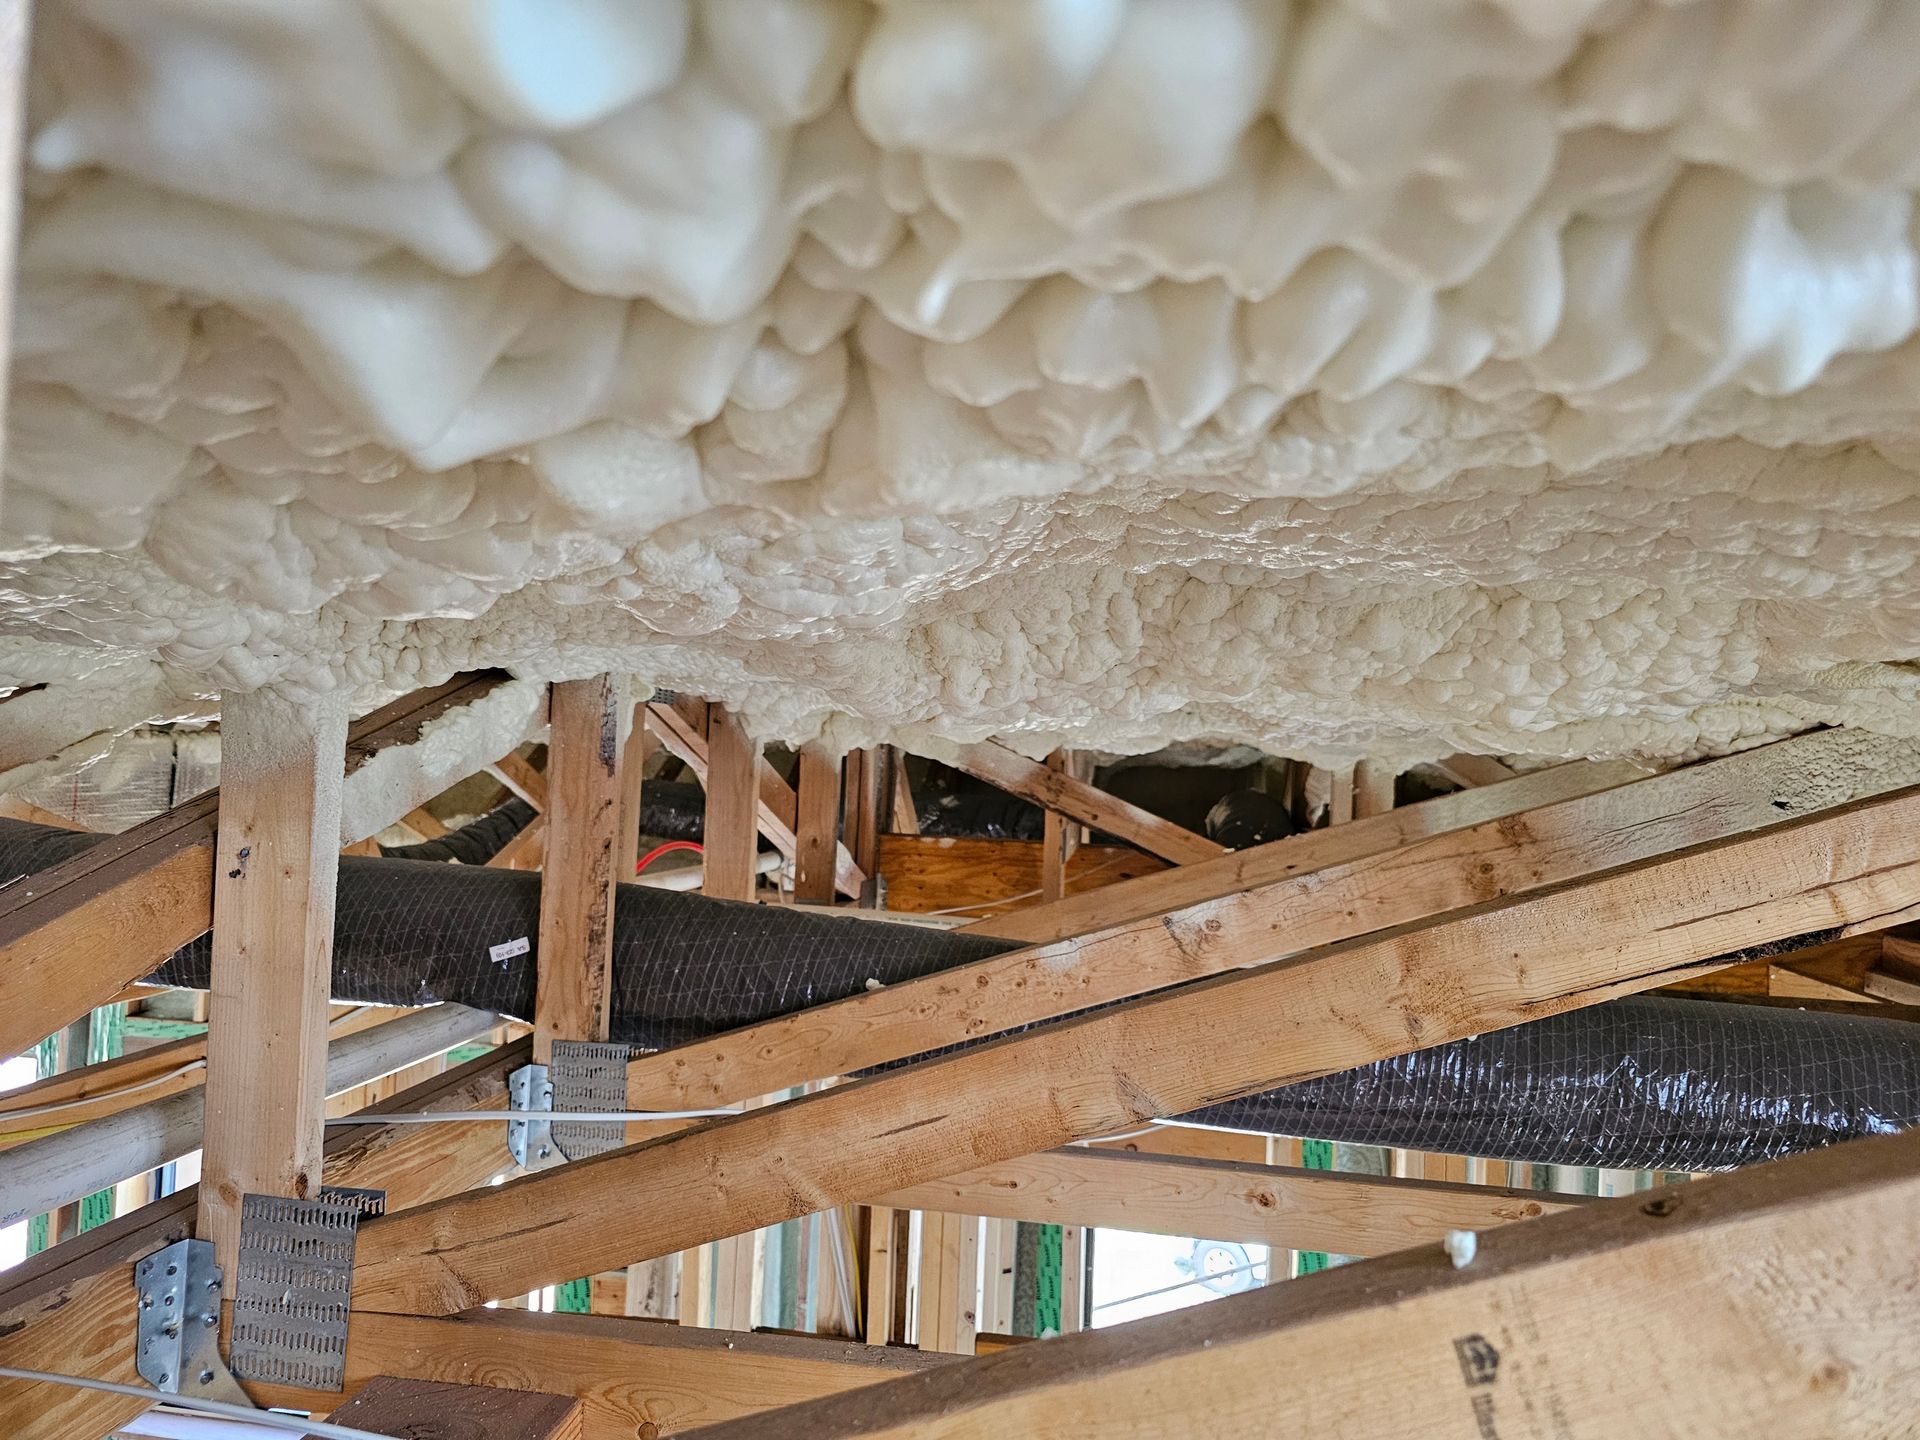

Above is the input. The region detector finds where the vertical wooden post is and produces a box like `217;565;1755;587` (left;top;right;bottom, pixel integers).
916;1210;981;1354
1353;760;1396;819
864;1206;910;1345
533;677;623;1064
792;744;840;906
703;705;759;902
1040;750;1081;903
616;696;651;883
1057;1224;1086;1334
198;689;348;1284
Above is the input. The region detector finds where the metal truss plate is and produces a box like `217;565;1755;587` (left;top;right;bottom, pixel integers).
229;1194;360;1392
134;1239;253;1407
321;1185;387;1219
508;1061;554;1168
551;1040;630;1161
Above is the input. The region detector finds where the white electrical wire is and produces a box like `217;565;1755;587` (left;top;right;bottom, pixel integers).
0;1366;393;1440
0;1061;206;1122
1073;1121;1169;1145
324;1106;742;1125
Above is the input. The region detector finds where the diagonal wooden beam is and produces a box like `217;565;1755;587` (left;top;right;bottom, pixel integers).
244;1310;949;1439
683;1127;1920;1440
941;741;1223;865
488;749;549;810
960;756;1648;944
623;729;1920;1113
0;672;515;1060
347;769;1920;1314
646;701;864;898
871;1146;1589;1260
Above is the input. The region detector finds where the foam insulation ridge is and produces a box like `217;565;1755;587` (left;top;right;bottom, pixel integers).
8;0;1920;760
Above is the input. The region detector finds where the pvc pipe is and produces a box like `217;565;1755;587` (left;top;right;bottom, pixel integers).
0;1003;497;1226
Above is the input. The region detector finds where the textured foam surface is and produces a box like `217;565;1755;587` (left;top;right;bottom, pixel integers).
12;0;1920;761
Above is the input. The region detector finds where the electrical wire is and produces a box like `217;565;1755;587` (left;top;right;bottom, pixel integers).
1073;1121;1168;1145
0;1365;393;1440
324;1106;742;1125
1089;1257;1269;1313
635;839;702;875
0;1060;206;1123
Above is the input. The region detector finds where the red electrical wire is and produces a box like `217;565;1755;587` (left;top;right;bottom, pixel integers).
635;839;703;875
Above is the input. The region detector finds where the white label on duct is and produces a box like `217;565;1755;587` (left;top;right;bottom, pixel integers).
489;936;531;966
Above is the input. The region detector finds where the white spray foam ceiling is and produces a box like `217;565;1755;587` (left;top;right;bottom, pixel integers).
7;0;1920;764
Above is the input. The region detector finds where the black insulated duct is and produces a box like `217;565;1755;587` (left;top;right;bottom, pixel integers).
0;815;1913;1172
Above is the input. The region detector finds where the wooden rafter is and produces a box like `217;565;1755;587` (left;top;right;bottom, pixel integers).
942;741;1223;865
346;763;1920;1314
622;729;1920;1113
960;756;1648;944
686;1128;1920;1439
0;671;514;1060
873;1147;1587;1259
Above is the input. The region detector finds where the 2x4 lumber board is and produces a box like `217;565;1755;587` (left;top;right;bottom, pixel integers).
842;749;884;886
875;1149;1587;1260
791;744;840;906
1039;750;1078;904
249;1310;948;1440
328;1376;583;1440
914;1211;978;1355
488;749;549;810
942;741;1223;866
648;700;865;898
0;1039;530;1440
488;812;546;869
879;836;1164;918
624;728;1920;1113
0;671;512;1060
1352;760;1395;818
1429;753;1518;788
683;1127;1920;1440
347;768;1920;1314
534;677;624;1062
1863;965;1920;1006
0;790;218;1066
703;704;760;902
960;756;1649;944
617;702;650;879
197;689;348;1287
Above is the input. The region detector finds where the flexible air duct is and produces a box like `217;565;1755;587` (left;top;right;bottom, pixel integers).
1;816;1912;1171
